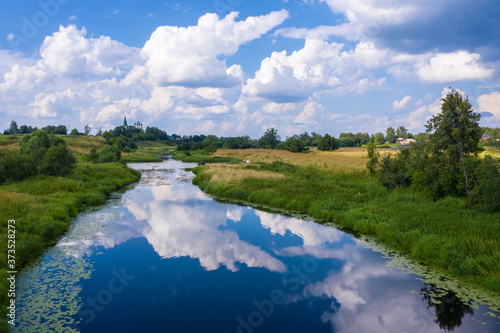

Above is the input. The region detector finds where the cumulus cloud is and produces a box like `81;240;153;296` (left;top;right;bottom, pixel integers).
294;101;322;125
417;51;493;82
243;40;388;102
395;88;461;131
0;25;141;98
393;96;411;109
477;91;500;125
141;10;289;87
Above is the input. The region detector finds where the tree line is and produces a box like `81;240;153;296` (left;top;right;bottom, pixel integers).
367;90;500;212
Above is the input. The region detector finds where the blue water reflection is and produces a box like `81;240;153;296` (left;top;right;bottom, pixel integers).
14;159;499;333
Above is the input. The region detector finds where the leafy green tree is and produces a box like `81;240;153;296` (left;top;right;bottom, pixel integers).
386;127;396;143
259;128;280;149
426;90;483;197
19;130;66;165
10;120;18;134
396;126;408;138
18;130;75;177
366;143;380;174
70;128;83;135
84;124;92;136
374;132;385;145
318;134;340;151
277;136;308;153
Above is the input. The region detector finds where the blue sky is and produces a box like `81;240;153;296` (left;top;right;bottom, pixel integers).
1;0;499;138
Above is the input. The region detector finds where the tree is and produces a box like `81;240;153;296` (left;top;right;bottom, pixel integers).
318;134;340;151
396;126;408;138
84;124;92;136
98;144;121;163
39;144;76;176
70;128;83;136
426;90;482;197
374;132;385;145
18;130;75;177
10;120;18;134
386;127;396;143
96;127;103;136
259;128;280;149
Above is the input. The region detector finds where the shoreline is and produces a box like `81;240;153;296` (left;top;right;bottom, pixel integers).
0;162;141;331
190;159;500;296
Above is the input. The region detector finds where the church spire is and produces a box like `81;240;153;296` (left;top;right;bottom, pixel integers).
123;115;128;127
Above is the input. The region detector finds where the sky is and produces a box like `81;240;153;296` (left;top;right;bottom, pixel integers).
1;0;499;138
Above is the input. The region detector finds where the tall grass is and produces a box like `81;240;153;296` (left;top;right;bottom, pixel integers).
170;150;241;164
0;163;141;329
193;159;500;293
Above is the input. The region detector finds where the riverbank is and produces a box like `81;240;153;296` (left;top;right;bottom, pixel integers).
191;148;500;294
0;162;141;330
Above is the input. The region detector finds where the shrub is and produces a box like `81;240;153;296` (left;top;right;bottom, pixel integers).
98;144;121;163
39;144;76;176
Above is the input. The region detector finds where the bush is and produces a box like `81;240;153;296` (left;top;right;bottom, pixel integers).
0;130;75;183
39;144;76;176
0;151;36;183
471;155;500;212
98;144;121;163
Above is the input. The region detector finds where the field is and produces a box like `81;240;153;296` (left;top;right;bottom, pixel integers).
193;148;500;295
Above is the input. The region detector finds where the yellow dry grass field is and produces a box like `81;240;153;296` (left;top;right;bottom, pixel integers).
214;147;376;174
205;164;286;185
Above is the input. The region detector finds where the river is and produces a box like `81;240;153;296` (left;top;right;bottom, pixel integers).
14;158;499;332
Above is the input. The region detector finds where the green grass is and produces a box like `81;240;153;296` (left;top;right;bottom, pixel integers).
193;161;500;293
121;142;174;163
170;150;242;164
0;162;141;330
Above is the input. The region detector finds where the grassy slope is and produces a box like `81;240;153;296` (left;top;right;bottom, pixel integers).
192;148;500;293
170;150;242;164
0;136;142;331
121;141;174;163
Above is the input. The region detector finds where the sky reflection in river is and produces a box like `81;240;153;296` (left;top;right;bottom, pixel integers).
14;159;499;333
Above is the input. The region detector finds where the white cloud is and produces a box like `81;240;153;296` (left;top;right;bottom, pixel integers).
294;100;322;125
393;95;411;109
243;40;388;102
146;13;154;18
141;10;289;87
275;26;338;40
262;102;298;114
0;25;141;98
69;15;77;20
6;33;14;41
477;91;500;124
318;0;420;41
417;51;494;82
396;87;457;131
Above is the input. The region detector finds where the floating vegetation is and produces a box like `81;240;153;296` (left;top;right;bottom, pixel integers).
14;190;128;332
358;235;500;317
14;251;94;333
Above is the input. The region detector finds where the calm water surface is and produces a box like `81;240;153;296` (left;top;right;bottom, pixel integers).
15;159;500;332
